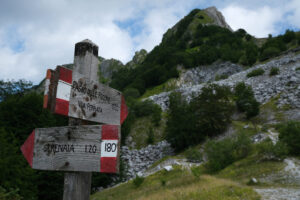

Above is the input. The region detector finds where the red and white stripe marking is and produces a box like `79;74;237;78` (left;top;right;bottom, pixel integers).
43;66;128;125
100;125;119;173
21;125;120;173
55;67;72;116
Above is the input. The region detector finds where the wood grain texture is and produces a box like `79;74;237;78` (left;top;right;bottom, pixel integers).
63;171;92;200
69;72;122;125
33;125;101;172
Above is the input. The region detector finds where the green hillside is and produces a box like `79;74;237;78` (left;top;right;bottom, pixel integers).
109;9;300;96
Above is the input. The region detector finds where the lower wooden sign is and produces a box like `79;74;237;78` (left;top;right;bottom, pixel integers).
21;125;120;173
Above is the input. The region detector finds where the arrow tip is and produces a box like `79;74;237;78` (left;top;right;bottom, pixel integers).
21;130;35;167
120;95;128;124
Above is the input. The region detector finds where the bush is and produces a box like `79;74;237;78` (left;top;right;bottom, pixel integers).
166;85;234;152
247;68;265;78
215;74;228;81
147;128;154;144
205;132;251;172
259;47;281;61
234;82;260;119
279;121;300;156
123;87;140;99
256;138;288;160
132;175;145;188
191;166;202;178
269;67;279;76
185;148;203;162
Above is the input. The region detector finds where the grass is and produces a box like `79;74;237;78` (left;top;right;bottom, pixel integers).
91;166;260;200
128;115;167;149
217;155;285;186
140;79;177;99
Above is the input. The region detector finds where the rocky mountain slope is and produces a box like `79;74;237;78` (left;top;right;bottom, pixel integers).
148;51;300;117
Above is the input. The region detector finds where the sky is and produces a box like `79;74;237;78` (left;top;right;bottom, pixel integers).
0;0;299;84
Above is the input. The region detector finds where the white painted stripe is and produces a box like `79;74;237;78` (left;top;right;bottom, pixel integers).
44;79;50;95
56;80;71;101
101;140;118;157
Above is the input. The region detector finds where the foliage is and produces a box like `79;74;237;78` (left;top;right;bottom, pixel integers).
190;166;202;178
185;148;203;162
0;89;69;200
269;67;279;76
132;175;145;188
147;128;154;145
256;138;288;160
204;132;252;173
123;88;140;99
166;84;234;152
246;68;265;77
278;121;300;156
0;80;32;102
0;186;22;200
109;6;298;98
214;74;228;81
234;82;260;119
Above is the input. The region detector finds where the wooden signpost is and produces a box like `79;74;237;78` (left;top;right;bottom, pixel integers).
21;125;120;173
21;39;128;200
43;65;127;125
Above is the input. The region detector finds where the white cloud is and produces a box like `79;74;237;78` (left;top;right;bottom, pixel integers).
0;0;299;84
221;5;284;37
286;0;300;29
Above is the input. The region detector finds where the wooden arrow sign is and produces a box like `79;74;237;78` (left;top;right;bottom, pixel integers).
21;125;120;173
43;66;128;125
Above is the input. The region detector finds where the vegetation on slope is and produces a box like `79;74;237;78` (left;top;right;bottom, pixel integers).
91;166;260;200
110;9;300;97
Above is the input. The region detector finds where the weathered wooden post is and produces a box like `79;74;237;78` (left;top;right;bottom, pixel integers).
21;39;128;200
63;39;99;200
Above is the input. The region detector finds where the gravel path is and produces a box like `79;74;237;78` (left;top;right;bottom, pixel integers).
255;188;300;200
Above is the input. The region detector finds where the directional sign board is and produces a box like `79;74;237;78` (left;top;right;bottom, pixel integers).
21;125;120;173
43;66;128;125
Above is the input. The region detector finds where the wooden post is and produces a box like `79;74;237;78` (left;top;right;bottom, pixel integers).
63;40;100;200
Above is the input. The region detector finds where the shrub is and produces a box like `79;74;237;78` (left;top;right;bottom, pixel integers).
0;186;22;200
147;128;154;144
283;29;296;43
185;148;203;162
123;87;140;99
234;82;260;119
256;138;288;160
166;85;234;152
259;47;281;61
204;132;251;172
215;74;229;81
160;178;166;186
279;121;300;156
269;67;279;76
247;68;265;78
132;175;145;188
190;84;234;137
191;166;202;178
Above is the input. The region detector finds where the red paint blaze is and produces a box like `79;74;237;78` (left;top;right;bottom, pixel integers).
46;69;52;79
100;157;117;173
59;67;72;84
120;95;128;124
43;95;48;109
102;125;119;140
55;98;69;116
21;130;35;167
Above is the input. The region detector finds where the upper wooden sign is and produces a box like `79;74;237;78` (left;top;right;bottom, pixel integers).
43;67;128;125
21;125;120;173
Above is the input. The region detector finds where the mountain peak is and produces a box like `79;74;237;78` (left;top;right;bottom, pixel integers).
203;7;232;31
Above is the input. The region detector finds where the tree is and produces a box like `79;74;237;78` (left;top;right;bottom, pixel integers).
234;82;260;119
190;84;234;137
